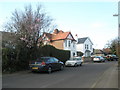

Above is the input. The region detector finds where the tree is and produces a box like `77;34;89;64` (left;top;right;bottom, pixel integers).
4;4;56;58
5;4;54;49
3;4;56;72
105;38;119;55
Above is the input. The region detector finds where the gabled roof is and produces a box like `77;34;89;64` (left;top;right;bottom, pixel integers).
77;37;93;45
52;32;71;41
94;49;104;54
40;29;76;42
77;37;88;44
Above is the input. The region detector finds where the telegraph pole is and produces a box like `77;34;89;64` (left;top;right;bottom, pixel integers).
113;1;120;64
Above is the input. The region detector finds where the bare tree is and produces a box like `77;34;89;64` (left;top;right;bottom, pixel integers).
105;38;120;56
4;4;55;48
3;4;57;64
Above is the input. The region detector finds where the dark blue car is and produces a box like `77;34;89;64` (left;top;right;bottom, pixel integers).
29;57;64;73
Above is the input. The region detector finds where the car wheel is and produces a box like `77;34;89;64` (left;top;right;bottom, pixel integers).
48;67;52;74
60;65;64;70
80;63;82;66
74;63;77;67
31;70;35;73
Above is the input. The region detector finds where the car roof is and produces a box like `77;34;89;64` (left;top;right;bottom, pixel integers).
41;57;54;58
94;56;102;57
73;57;81;58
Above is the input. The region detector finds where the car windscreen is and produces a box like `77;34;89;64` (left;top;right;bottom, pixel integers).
94;56;100;58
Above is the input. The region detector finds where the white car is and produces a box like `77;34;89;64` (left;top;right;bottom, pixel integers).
93;56;105;62
65;57;83;67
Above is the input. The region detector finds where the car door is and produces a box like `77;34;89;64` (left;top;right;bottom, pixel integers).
49;58;56;70
77;59;81;65
75;58;81;65
53;58;61;70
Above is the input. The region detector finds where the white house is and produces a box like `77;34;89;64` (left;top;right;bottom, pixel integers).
63;33;77;58
76;37;93;57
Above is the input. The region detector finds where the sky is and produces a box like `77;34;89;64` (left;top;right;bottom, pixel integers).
0;0;119;49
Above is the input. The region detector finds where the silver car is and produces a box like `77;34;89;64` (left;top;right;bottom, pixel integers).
65;57;83;67
93;56;105;62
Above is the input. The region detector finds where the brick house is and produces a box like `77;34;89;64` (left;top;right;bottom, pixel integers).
39;29;77;58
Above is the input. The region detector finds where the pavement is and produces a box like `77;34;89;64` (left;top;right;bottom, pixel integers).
91;63;118;88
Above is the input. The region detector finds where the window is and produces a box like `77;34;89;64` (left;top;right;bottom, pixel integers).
54;58;59;62
73;53;75;56
65;40;67;47
87;45;89;49
85;44;87;49
49;58;55;62
68;40;71;47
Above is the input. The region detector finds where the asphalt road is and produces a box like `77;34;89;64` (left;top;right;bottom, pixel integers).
2;61;118;88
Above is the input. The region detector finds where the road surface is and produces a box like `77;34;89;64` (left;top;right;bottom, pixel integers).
2;61;118;88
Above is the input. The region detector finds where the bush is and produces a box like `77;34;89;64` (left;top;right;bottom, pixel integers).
2;46;30;73
40;45;70;63
2;48;17;73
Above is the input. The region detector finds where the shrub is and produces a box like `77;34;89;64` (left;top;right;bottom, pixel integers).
40;45;70;63
2;48;17;72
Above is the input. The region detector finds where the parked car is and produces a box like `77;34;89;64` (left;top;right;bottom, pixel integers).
106;54;118;61
93;56;105;62
29;57;64;73
65;57;83;67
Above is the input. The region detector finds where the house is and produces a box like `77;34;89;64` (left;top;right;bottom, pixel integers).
102;48;112;55
39;29;77;58
76;37;93;57
93;49;105;56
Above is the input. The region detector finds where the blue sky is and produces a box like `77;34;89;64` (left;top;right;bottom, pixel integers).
0;0;118;49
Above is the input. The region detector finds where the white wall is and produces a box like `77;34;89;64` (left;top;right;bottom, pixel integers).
76;38;93;57
76;44;83;53
64;39;77;58
84;38;93;53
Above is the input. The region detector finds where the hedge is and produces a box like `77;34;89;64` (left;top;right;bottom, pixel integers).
2;45;70;73
40;45;70;63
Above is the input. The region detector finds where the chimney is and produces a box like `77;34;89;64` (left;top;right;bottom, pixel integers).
75;34;78;43
53;29;59;34
59;30;64;34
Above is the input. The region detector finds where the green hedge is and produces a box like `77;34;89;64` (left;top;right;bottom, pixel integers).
2;45;70;73
2;47;30;73
40;45;70;63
